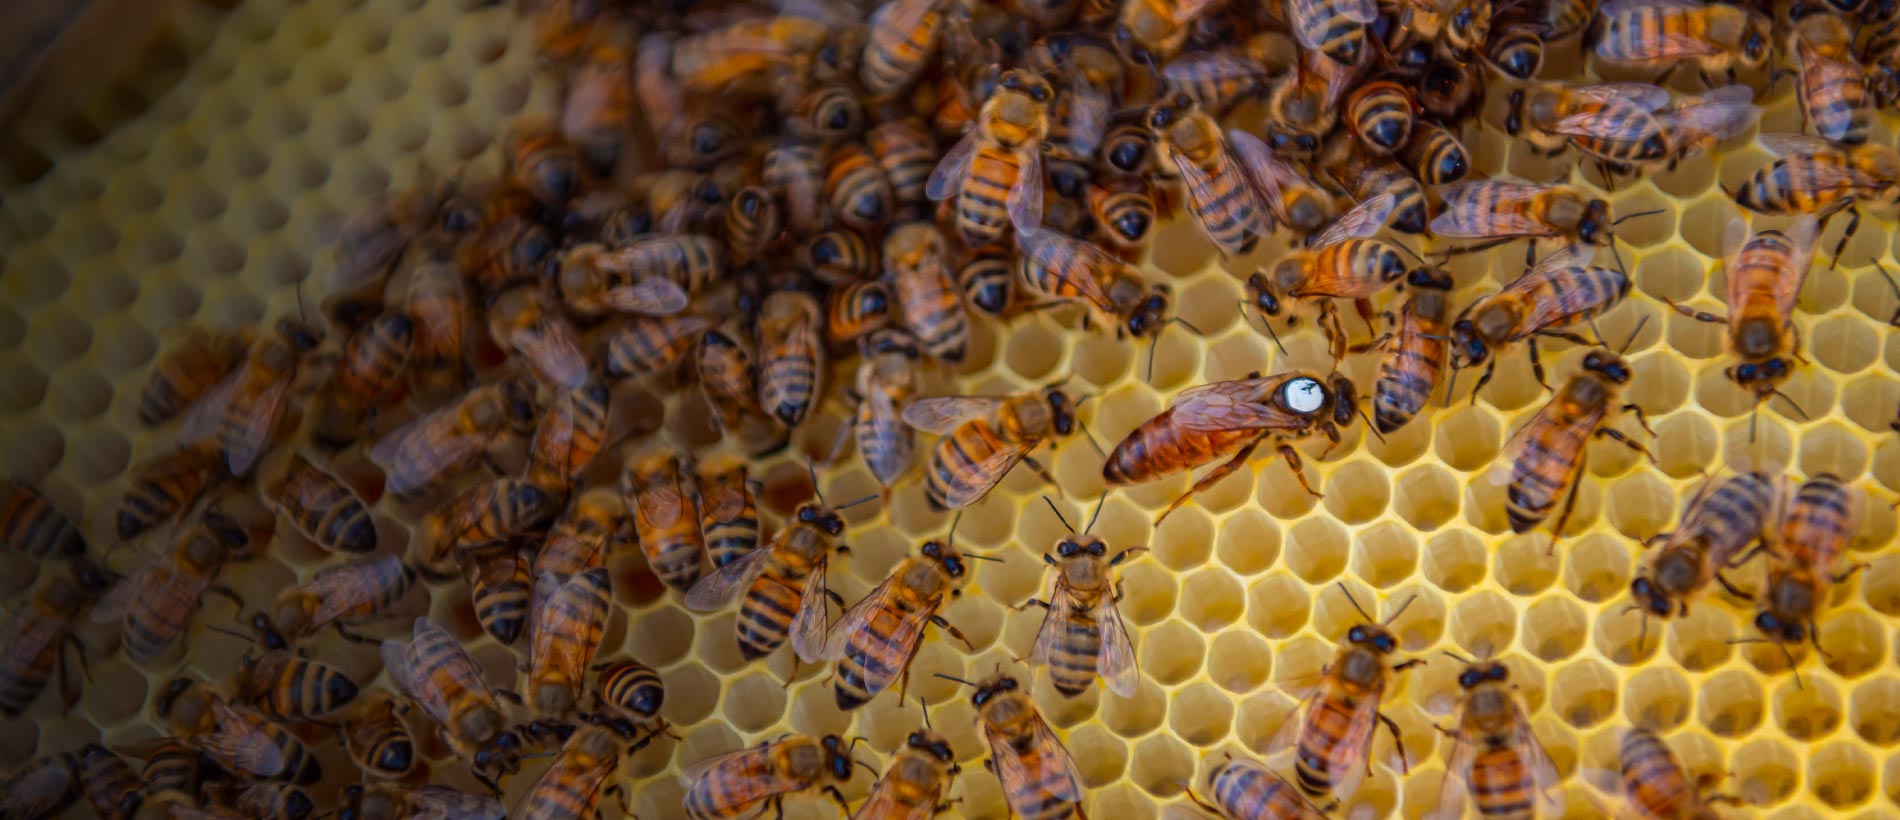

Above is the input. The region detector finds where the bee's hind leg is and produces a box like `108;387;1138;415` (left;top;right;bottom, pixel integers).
1155;436;1267;526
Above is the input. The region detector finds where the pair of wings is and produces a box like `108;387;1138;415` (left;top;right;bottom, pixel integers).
901;396;1037;509
92;551;213;627
1548;84;1672;141
857;383;915;489
1722;215;1817;330
1662;85;1758;149
517;737;618;820
1480;242;1619;338
380;617;498;729
1758;131;1894;195
1028;577;1139;698
683;543;833;664
528;568;612;689
1487;388;1605;490
1265;672;1388;803
1593;0;1734;59
506;314;590;390
634;464;695;531
1427;704;1564;820
176;348;291;478
985;714;1087;815
604;276;691;316
851;767;952;820
821;568;940;678
295;554;408;628
395;785;506;820
527;378;612;489
1015;228;1128;316
1164;376;1323;433
199;700;290;779
369;392;496;497
924;131;1044;235
1431;181;1587;239
680;744;813;820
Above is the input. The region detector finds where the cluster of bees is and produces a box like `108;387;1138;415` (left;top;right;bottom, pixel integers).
4;0;1900;816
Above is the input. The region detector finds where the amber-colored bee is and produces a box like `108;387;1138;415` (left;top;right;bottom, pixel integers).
1433;180;1651;271
698;329;773;440
683;734;860;820
555;243;692;319
905;385;1079;511
827;143;896;233
1104;372;1350;522
0;568;107;716
1429;655;1562;820
785;82;866;144
852;716;959;820
1609;728;1742;819
223;783;315;820
1664;217;1816;411
311;312;412;448
845;330;922;494
563;30;636;173
953;673;1085;820
1161;51;1272;115
525;377;613;500
1;480;86;560
136;737;204;812
264;455;377;555
601;314;716;380
228;647;358;721
957;244;1015;317
323;180;456;324
1228;129;1336;236
504;123;582;208
1655;85;1758;167
257;554;415;647
1346;80;1415;155
1490;347;1653;536
868;120;939;210
766;141;829;237
1448;242;1633;398
1021;497;1144;698
1732;133;1900;264
93;514;247;663
520;722;645;820
624;449;707;592
1790;21;1870;145
1396;119;1468;184
404;254;469;404
1756;474;1860;651
1628;472;1774;635
1185;753;1328;819
1243;194;1408;357
1329;153;1429;235
928;69;1050;246
73;743;139;819
757;290;826;428
168;693;322;785
1264;53;1351;158
1086;178;1157;254
1486;25;1544;79
862;0;948;98
1506;82;1671;168
369;378;538;499
533;490;627;584
1147;93;1263;254
380;617;524;791
457;205;558;297
596;659;668;735
178;320;322;477
804;229;880;284
826;537;980;709
666;17;829;95
885;222;969;365
592;234;726;297
1014;227;1184;374
1589;0;1770;84
487;285;590;390
340;783;503;820
1269;586;1421;800
1114;0;1224;62
826;280;896;348
691;460;759;569
0;750;80;819
526;567;612;730
343;693;415;780
1351;271;1454;435
467;547;531;645
423;479;555;570
723;187;782;268
139;330;251;426
686;488;857;665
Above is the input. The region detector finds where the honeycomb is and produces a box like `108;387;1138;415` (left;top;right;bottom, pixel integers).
4;1;1900;818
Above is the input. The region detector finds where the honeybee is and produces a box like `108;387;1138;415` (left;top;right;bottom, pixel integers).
487;285;589;390
1268;585;1422;800
805;229;881;284
926;68;1050;247
456;202;558;296
0;568;108;716
601;314;716;380
1790;23;1870;145
1;480;86;560
1289;0;1375;65
520;722;645;820
527;567;612;729
525;377;613;500
1628;472;1775;636
1756;474;1861;651
758;290;826;428
1588;0;1770;85
1447;242;1634;399
825;537;980;709
682;734;861;820
1085;178;1157;254
405;254;470;404
1655;85;1758;165
323;180;456;322
75;743;140;820
588;234;725;297
1402;119;1471;184
667;18;830;96
1433;179;1650;271
264;454;377;555
368;378;538;499
379;617;524;792
1243;194;1408;358
852;715;959;820
1184;754;1329;819
868;119;938;208
169;693;322;784
1020;496;1144;698
228;647;358;720
1228;129;1337;236
694;460;761;569
467;547;531;644
1330;153;1430;236
564;29;637;173
1490;346;1654;537
135;738;204;813
766;141;829;237
256;554;415;646
595;659;668;735
1014;226;1183;358
310;313;413;448
93;514;247;663
845;330;922;495
724;187;782;267
1263;53;1353;157
1429;656;1562;820
178;320;322;477
139;330;251;426
555;244;692;318
422;479;555;567
862;0;949;98
1161;51;1273;114
828;142;896;233
224;783;315;820
504;123;582;208
339;783;503;820
1505;82;1671;168
1486;25;1545;79
1114;0;1225;62
1344;81;1416;155
955;673;1085;820
343;693;416;780
957;243;1016;317
0;750;80;820
1358;270;1455;434
1147;93;1264;254
1607;728;1743;820
1732;133;1900;265
1664;217;1816;411
686;490;854;666
827;280;896;348
905;385;1079;511
1103;372;1352;523
625;449;707;592
882;223;968;364
698;329;774;441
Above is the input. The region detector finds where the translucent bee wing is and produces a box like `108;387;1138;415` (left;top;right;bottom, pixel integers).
1759;131;1844;158
1227;128;1291;224
682;541;774;611
1427;719;1478;820
1430;181;1551;238
925;130;981;202
605;278;690;315
789;558;832;664
1007;149;1044;233
1095;589;1140;698
901;396;1004;434
1312;194;1396;248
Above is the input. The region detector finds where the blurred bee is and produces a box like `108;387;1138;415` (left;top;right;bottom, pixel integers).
1432;180;1654;271
1022;496;1144;698
532;493;623;589
1104;372;1352;523
1608;728;1743;820
322;180;456;324
343;694;415;780
758;290;826;427
953;673;1085;820
504;123;582;208
139;330;250;426
1447;241;1634;399
1486;25;1545;80
845;330;923;495
176;695;323;784
686;488;858;666
369;378;538;499
0;749;79;820
231;648;359;720
851;713;959;820
601;315;716;380
766;141;829;237
1665;217;1816;411
804;230;880;285
725;187;782;267
827;280;896;348
405;254;469;404
1329;153;1429;234
591;234;726;296
487;285;590;390
1628;472;1775;639
563;29;636;173
625;449;708;592
93;513;247;663
1086;178;1157;255
1358;270;1455;434
957;243;1016;317
257;554;415;647
1490;345;1654;536
467;547;531;644
1161;51;1274;115
926;68;1050;247
862;0;949;98
1;480;86;560
136;737;204;812
868;119;938;208
828;143;897;233
1756;474;1860;651
1037;44;1118;197
0;568;109;716
457;202;558;296
1588;0;1771;85
885;222;970;365
224;783;315;820
1097;118;1156;180
311;312;413;449
178;320;323;477
339;783;503;820
697;329;772;440
74;743;140;819
1228;129;1337;235
1655;85;1758;166
380;617;525;792
527;567;612;730
696;460;761;569
1015;227;1187;377
526;377;613;500
667;18;830;96
423;479;555;566
520;721;645;820
1114;0;1225;62
1401;120;1471;184
595;659;668;736
786;82;866;144
1505;82;1670;169
1429;656;1562;820
1243;194;1408;359
1792;20;1870;145
264;454;377;555
1263;54;1352;157
1346;81;1416;155
825;537;980;709
1732;133;1900;266
905;385;1079;511
1184;753;1329;819
1147;93;1264;255
555;244;693;318
682;734;861;820
1268;585;1421;800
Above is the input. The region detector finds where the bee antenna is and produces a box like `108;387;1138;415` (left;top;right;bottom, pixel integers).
1612;208;1665;225
1085;491;1108;534
917;695;933;728
807;457;827;508
1768;388;1810;421
1609;242;1630;278
855;758;880;777
1441;649;1474;665
934;673;977;686
1875;259;1900;306
1146;335;1160;383
1238;300;1289;356
205;625;256;643
1619;315;1650;354
1442;363;1462;408
834;493;881;512
1382;593;1419;626
1043;497;1076;534
1077;415;1108;459
947;513;962;549
1335;582;1376;623
1392;241;1428;267
965;552;1005;563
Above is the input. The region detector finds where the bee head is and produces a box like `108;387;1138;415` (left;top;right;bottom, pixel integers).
338;786;365;820
1000;70;1052;104
907;730;955;762
1267;130;1320;155
473;730;525;776
1347;624;1398;654
921;540;967;578
820;735;856;781
1245;271;1282;316
1124;287;1171;338
796;502;846;536
1730;358;1789;388
1755;610;1806;643
1630;576;1675;617
1581;351;1632;383
1407;268;1454;291
1457;661;1509;689
1045;388;1077;436
1578;199;1612;245
972;675;1019;707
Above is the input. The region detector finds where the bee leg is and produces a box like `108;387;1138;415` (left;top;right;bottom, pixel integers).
1376;711;1411;774
1830;208;1861;270
333;623;378;644
495;689;526;705
820;410;856;466
1596;426;1657;468
206;585;245;612
930;616;975;651
1651;64;1678;86
1620;403;1657;437
57;635;87;714
1789;322;1810;365
1546;475;1587;556
1182;787;1223;814
1661;298;1726;325
1155;437;1266;525
1346;333;1393;355
1021;455;1059;489
1012;598;1050;612
1468;360;1498;405
1833;562;1870;584
823;785;852;813
1526;339;1551;392
1715;573;1753;601
770;797;787;820
1276;444;1324;499
1353;298;1379;335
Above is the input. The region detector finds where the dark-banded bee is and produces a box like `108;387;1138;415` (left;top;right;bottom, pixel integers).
955;672;1085;820
94;513;248;663
1161;51;1273;115
885;222;968;365
852;711;960;820
1359;270;1455;434
339;783;503;820
758;290;826;427
625;448;707;592
1732;133;1900;266
1085;178;1157;255
696;460;761;569
312;313;413;449
1268;585;1421;801
2;480;87;560
264;455;377;555
1490;344;1654;537
826;536;980;710
957;243;1016;317
804;230;880;285
1589;0;1771;85
343;694;415;780
1401;119;1470;184
231;648;360;720
1792;17;1870;145
1288;0;1376;65
848;331;923;496
686;489;855;666
1243;194;1409;360
1442;242;1632;396
1185;753;1328;819
595;659;668;736
1431;655;1562;820
1602;728;1743;819
1148;93;1264;254
1327;153;1429;234
1756;474;1860;651
905;385;1080;511
601;315;716;380
369;378;538;499
1506;82;1670;169
1024;496;1144;698
682;734;861;819
525;377;613;501
467;547;531;645
827;280;896;349
173;319;322;478
827;142;896;233
139;329;251;427
0;568;108;716
1346;81;1416;155
526;567;613;729
861;0;948;99
927;69;1050;246
1664;217;1817;411
1628;472;1775;642
1486;25;1545;79
380;617;523;792
867;119;938;207
258;553;415;646
518;721;644;820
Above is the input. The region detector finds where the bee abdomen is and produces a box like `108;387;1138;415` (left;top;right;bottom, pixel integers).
737;582;797;658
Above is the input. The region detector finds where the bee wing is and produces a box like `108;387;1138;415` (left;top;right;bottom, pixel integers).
378;635;432;714
635;470;687;529
530;568;611;691
1170;381;1313;433
1512;702;1567;817
1720;215;1753;304
176;366;243;446
1759;131;1844;159
510;319;589;390
1312;193;1397;248
91;565;155;622
205;702;289;777
0;760;77;818
1095;587;1140;698
1288;0;1376;50
925;130;981;202
1779;216;1820;319
410;786;505;820
605;278;690;315
943;441;1033;509
1522;241;1599;280
1665;85;1757;146
851;776;939;820
682;540;774;611
789;557;833;664
1489;399;1589;492
901;396;1005;434
861;385;915;488
1427;717;1478;820
1551;106;1664;141
1007;148;1044;233
1169;0;1228;23
1028;577;1080;671
1567;83;1675;113
368;407;482;497
1065;79;1109;159
1169;146;1260;254
824;574;902;661
1429;181;1551;238
1227;128;1291;224
220;375;292;477
308;555;406;625
985;713;1085;808
1015;228;1118;311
